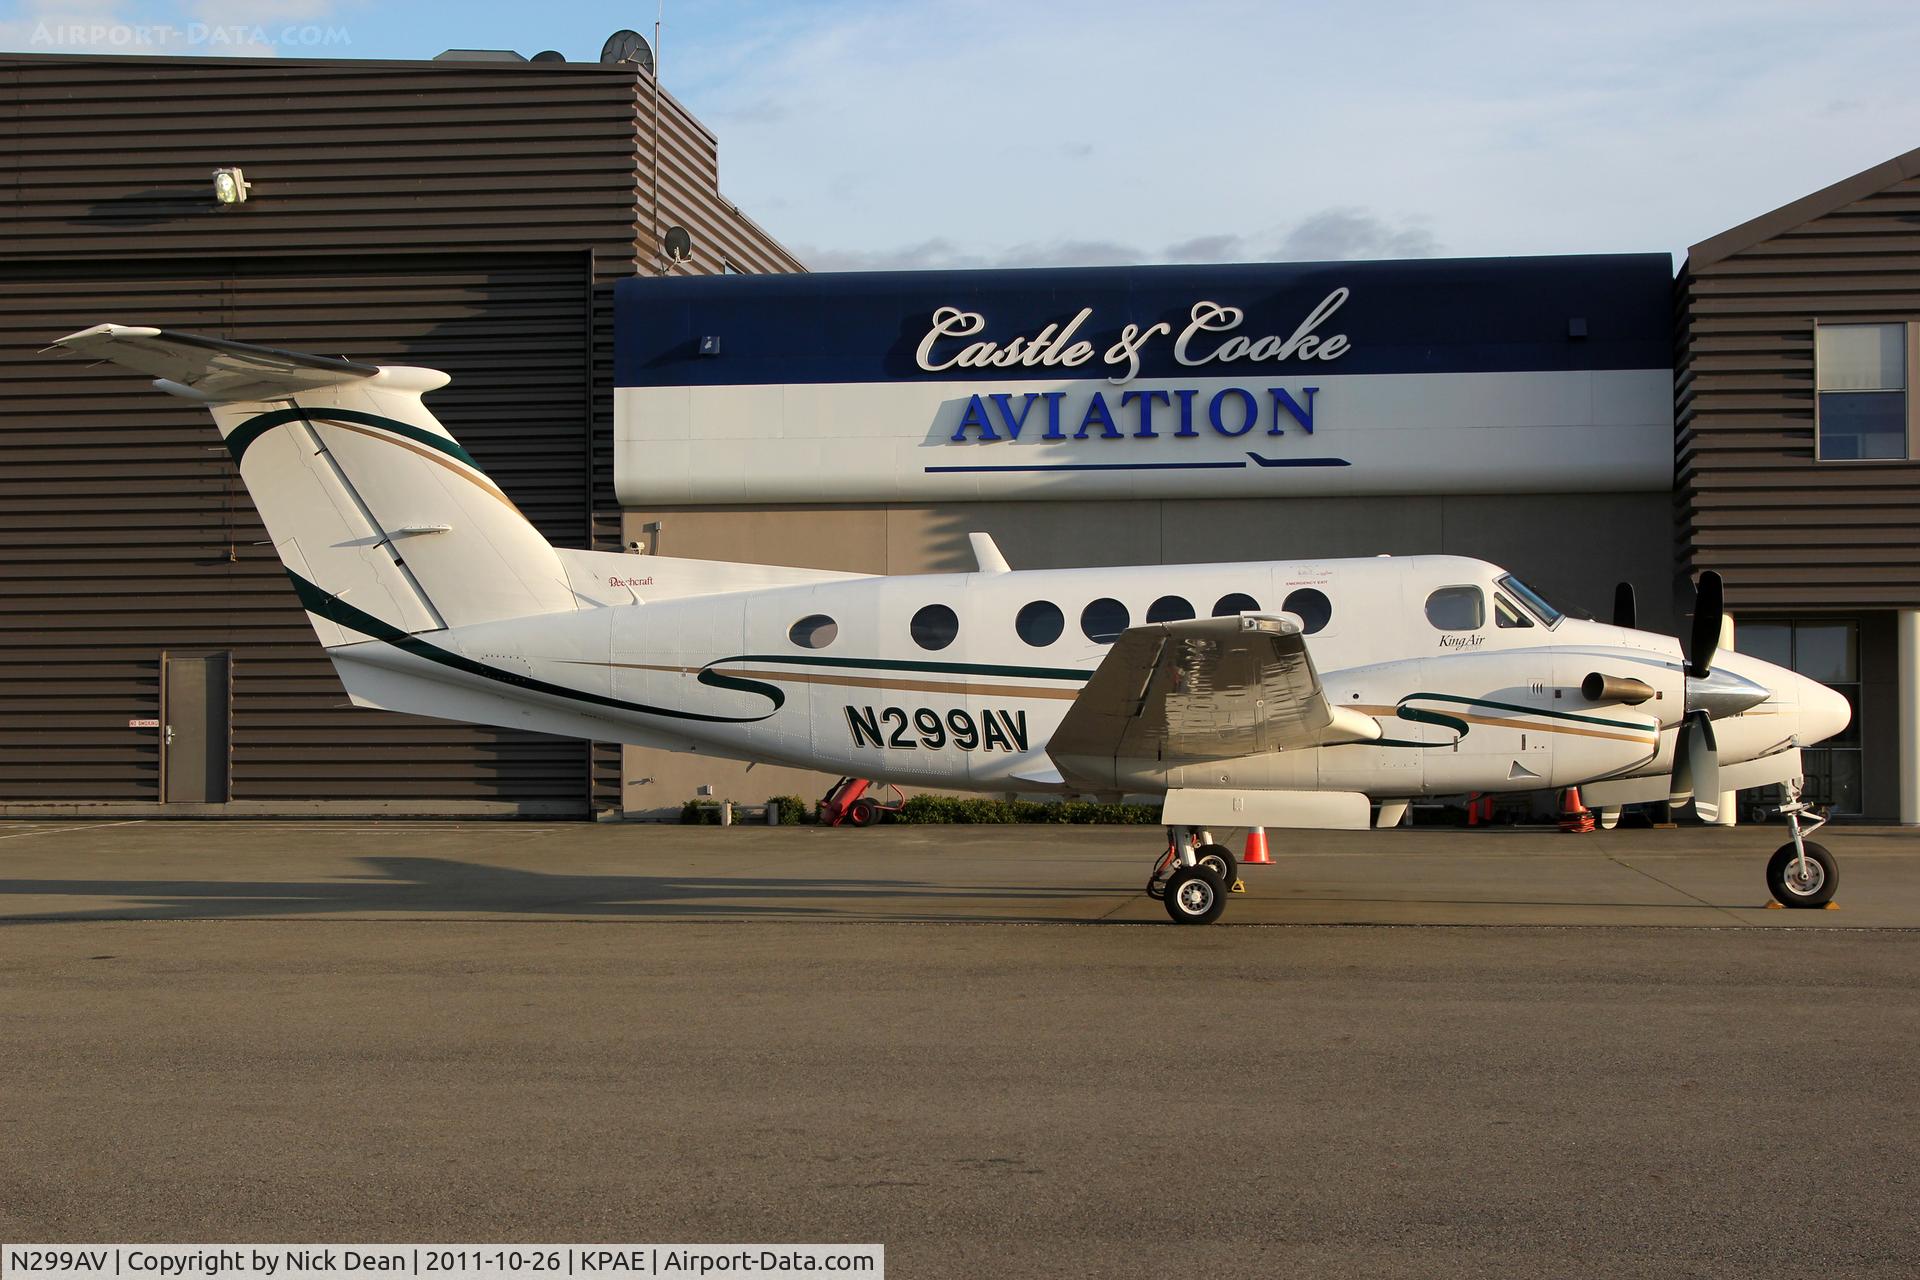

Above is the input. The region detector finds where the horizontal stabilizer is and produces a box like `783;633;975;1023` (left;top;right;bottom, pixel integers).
51;323;378;401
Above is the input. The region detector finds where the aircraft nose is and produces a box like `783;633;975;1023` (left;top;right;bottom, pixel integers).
1796;674;1852;746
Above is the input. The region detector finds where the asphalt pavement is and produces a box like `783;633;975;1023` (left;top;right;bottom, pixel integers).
2;820;1916;1277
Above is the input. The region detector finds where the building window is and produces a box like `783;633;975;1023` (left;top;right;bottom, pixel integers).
1816;323;1907;460
1738;619;1862;815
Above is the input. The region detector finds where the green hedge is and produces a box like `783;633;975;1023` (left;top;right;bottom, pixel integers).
766;794;812;825
896;794;1160;825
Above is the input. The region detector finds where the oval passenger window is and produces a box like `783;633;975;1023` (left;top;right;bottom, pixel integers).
1281;588;1332;635
1211;592;1261;617
1016;600;1065;647
1425;586;1485;631
787;614;838;649
1146;595;1195;623
1080;598;1131;644
910;603;960;651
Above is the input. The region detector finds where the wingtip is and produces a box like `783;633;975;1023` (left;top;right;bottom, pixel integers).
49;322;160;350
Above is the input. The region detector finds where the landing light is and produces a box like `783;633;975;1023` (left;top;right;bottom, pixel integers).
212;167;251;206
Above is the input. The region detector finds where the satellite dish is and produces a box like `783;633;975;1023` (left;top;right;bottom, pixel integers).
530;49;565;63
662;225;693;264
599;29;654;74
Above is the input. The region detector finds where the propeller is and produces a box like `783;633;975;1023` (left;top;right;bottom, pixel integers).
1612;581;1636;630
1669;570;1752;814
1687;570;1723;679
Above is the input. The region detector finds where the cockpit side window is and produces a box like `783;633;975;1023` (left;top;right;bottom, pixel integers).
1497;574;1563;627
1425;585;1485;631
1494;593;1533;629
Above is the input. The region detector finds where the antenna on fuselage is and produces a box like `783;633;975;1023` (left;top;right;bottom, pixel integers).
968;532;1011;575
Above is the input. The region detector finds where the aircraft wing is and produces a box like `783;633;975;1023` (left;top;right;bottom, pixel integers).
50;323;379;401
1049;613;1380;774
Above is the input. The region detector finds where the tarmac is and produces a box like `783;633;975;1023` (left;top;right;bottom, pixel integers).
3;819;1917;1277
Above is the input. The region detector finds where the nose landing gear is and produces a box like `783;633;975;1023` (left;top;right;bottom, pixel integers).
1765;783;1838;909
1148;827;1244;924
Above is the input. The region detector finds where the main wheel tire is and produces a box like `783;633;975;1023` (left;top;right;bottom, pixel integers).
1766;841;1836;907
847;797;877;828
1163;865;1226;925
1195;843;1238;888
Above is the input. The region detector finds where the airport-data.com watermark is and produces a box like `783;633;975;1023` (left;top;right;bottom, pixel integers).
28;22;352;51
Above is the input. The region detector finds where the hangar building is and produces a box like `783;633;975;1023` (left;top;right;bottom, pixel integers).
0;46;800;816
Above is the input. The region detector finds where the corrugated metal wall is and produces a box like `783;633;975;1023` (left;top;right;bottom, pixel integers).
0;52;804;815
1677;167;1920;610
0;254;594;810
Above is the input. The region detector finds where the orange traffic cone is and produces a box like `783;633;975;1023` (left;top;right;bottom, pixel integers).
1558;787;1595;833
1243;826;1271;865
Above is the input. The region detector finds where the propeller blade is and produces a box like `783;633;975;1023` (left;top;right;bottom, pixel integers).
1668;721;1694;804
1687;571;1724;679
1612;582;1636;629
1689;713;1718;810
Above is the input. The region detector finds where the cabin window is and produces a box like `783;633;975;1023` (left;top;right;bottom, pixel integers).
1081;598;1130;644
1425;586;1484;631
1016;600;1064;646
1146;595;1195;624
1494;594;1533;629
788;614;839;649
1816;323;1907;460
1281;588;1331;635
1211;592;1261;617
910;603;960;651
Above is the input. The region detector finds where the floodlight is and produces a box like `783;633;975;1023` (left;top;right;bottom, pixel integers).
213;167;251;206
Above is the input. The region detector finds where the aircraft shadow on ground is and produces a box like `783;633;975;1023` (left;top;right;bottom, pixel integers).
0;855;1103;924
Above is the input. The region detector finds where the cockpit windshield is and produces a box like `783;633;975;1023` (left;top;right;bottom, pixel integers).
1497;574;1563;628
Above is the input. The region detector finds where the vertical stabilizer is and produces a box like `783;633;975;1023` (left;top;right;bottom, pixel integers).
52;325;578;645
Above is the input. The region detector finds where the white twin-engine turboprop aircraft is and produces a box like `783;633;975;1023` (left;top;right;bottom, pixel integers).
54;325;1854;923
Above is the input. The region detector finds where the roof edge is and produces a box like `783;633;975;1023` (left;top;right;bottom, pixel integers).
1686;142;1920;272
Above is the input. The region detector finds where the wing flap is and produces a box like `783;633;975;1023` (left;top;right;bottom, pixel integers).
1050;613;1376;779
51;323;379;401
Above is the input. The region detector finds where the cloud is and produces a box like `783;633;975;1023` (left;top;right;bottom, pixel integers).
799;210;1443;272
1277;209;1443;261
681;1;1920;271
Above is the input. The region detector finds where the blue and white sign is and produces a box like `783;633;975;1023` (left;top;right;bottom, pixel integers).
614;257;1674;503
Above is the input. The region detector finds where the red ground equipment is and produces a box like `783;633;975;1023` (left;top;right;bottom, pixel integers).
819;776;906;828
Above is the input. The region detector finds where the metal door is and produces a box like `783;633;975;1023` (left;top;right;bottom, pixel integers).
162;652;231;803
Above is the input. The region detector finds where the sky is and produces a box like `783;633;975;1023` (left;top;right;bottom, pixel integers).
6;0;1920;271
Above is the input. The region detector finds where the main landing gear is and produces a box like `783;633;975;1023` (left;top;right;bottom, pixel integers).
1147;827;1243;925
1765;783;1838;909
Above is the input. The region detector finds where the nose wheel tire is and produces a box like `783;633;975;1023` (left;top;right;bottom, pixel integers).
1164;865;1227;925
1766;841;1837;908
846;797;877;827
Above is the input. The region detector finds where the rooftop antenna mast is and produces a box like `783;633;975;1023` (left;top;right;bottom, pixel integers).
649;1;667;274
